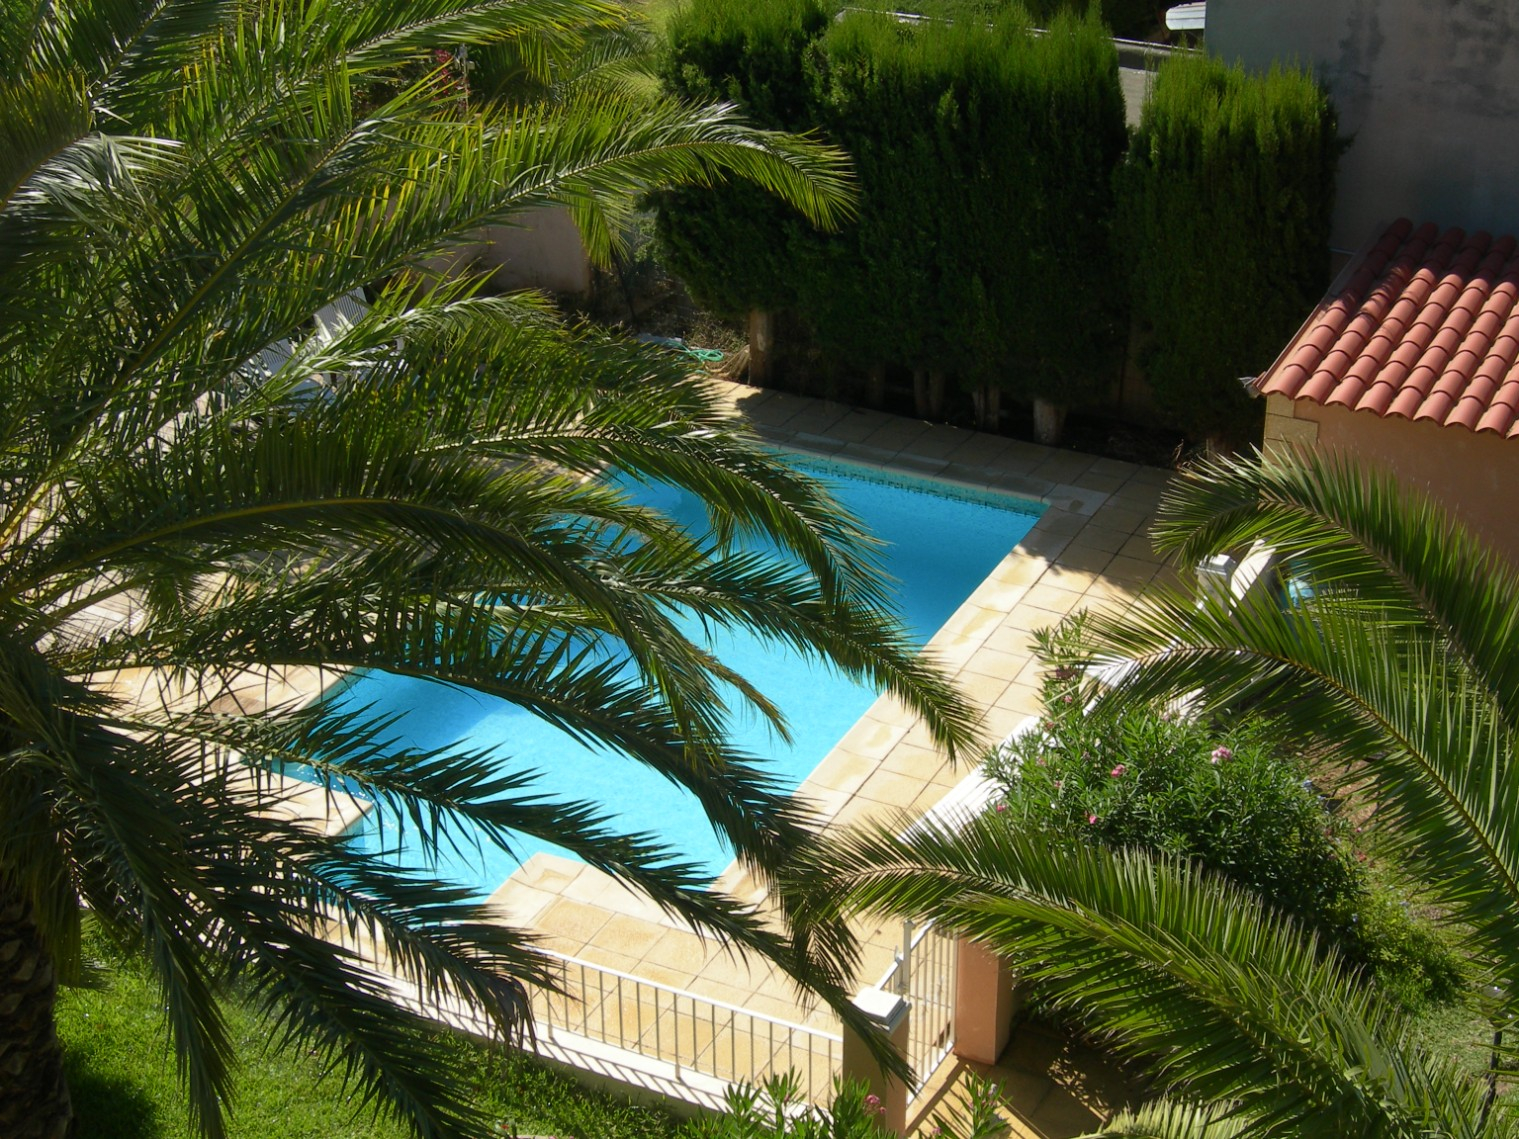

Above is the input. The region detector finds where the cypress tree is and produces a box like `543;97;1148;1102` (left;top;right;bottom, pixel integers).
1118;55;1339;444
654;0;832;382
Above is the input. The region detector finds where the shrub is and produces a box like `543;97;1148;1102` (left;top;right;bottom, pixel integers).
681;1072;1008;1138
984;626;1464;1008
1116;54;1339;442
854;0;1160;40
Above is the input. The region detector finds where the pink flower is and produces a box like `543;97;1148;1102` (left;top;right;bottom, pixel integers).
1087;813;1099;825
1110;764;1126;777
1062;694;1074;704
994;802;1007;813
1210;746;1233;764
1035;756;1046;766
865;1094;882;1114
1053;779;1063;790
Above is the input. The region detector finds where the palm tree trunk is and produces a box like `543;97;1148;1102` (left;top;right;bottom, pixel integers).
0;877;72;1139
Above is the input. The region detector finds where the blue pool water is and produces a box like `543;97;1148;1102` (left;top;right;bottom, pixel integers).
328;454;1042;893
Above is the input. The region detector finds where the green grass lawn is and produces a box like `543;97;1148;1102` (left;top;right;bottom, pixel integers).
58;928;681;1139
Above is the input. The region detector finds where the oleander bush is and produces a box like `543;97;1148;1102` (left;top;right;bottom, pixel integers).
984;623;1464;1009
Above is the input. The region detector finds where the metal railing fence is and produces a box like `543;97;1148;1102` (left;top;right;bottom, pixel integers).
876;919;958;1096
533;951;843;1105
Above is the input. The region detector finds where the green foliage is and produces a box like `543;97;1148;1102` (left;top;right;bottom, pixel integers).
801;451;1519;1138
680;1072;1008;1139
817;9;1127;404
857;0;1158;42
58;925;677;1139
1019;0;1157;38
655;0;834;316
984;622;1464;1007
681;1074;880;1139
1117;54;1339;441
0;1;971;1134
657;3;1126;404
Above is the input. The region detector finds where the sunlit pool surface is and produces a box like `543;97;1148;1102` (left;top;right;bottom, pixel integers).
325;454;1043;894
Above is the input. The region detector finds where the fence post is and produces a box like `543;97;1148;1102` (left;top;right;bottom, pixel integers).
951;938;1021;1065
841;987;910;1135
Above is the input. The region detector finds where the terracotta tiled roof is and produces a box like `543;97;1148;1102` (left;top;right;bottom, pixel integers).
1255;219;1519;438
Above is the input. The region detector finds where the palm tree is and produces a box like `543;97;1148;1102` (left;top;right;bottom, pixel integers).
0;2;981;1136
805;449;1519;1138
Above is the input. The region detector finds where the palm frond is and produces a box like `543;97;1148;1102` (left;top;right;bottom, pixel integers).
808;813;1493;1139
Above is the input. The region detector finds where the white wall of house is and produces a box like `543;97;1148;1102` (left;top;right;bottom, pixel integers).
1207;0;1519;250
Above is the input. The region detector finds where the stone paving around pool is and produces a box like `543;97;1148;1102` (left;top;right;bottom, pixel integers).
484;381;1176;1136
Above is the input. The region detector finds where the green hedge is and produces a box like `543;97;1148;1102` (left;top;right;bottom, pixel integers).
656;2;1126;410
656;5;1338;441
1117;54;1338;441
800;11;1126;406
654;0;831;317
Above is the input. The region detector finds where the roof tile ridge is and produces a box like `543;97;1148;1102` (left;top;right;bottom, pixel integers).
1303;228;1415;405
1257;220;1410;401
1312;224;1427;407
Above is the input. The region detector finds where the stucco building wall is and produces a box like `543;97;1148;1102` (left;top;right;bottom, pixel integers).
1206;0;1519;251
1263;393;1519;564
477;207;592;295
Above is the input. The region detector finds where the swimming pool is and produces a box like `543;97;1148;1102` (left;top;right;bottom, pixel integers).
327;453;1043;893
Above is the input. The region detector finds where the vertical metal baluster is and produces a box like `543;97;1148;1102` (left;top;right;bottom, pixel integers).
580;964;589;1037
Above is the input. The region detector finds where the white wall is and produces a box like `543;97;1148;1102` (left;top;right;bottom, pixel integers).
1207;0;1519;250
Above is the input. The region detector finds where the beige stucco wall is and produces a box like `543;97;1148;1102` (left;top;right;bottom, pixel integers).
1264;393;1519;564
1206;0;1519;250
477;207;592;295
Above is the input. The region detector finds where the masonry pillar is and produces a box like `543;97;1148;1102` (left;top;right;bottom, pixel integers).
951;938;1021;1065
840;988;910;1135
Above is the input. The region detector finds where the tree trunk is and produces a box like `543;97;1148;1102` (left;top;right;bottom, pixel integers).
913;369;947;420
1032;396;1066;447
972;385;1001;431
0;878;72;1138
746;309;774;387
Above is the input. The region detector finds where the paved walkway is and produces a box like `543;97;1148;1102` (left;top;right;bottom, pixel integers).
487;381;1175;1133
